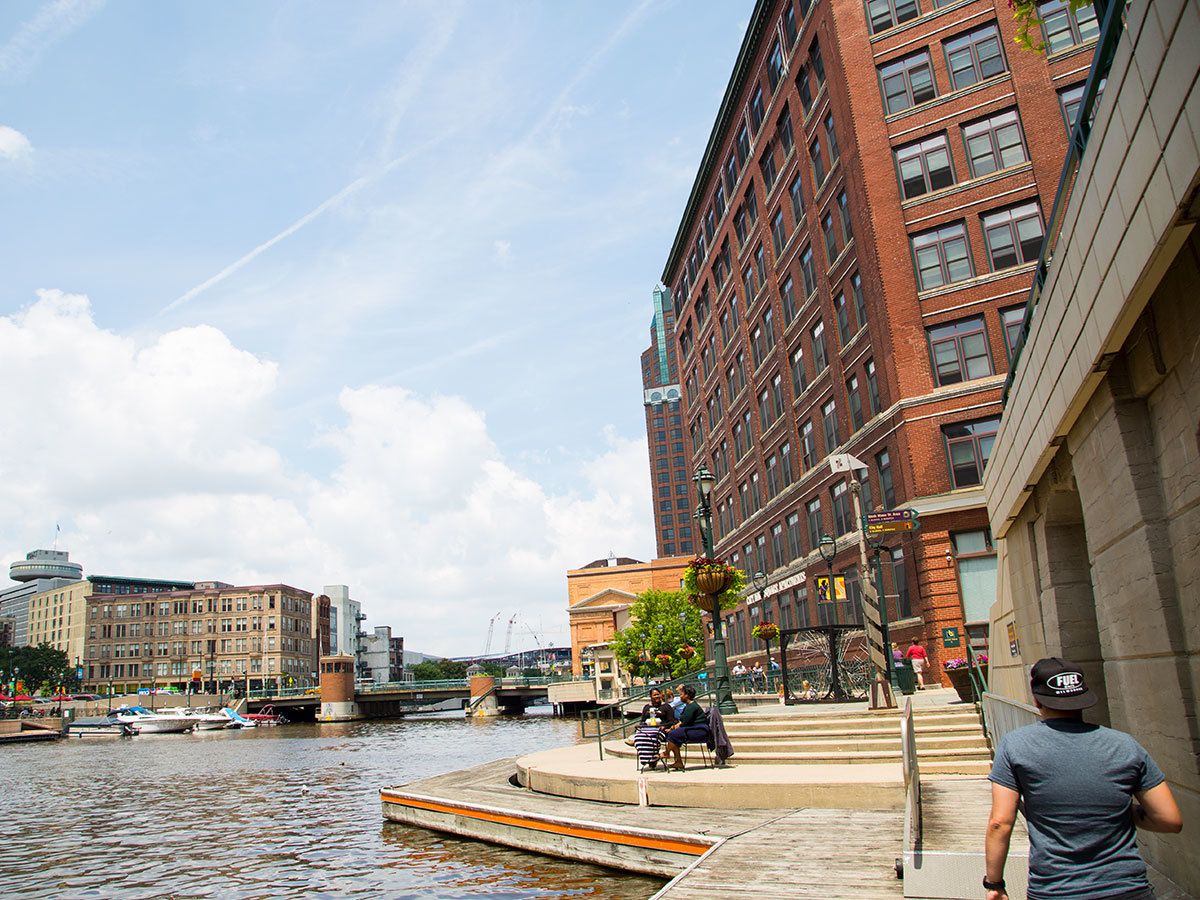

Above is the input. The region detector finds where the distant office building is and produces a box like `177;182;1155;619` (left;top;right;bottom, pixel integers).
28;574;195;667
640;285;694;557
360;625;404;683
78;581;316;695
0;549;84;647
311;592;332;658
0;616;15;648
323;584;363;665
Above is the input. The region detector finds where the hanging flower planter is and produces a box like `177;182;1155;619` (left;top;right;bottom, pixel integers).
752;622;780;642
682;557;748;613
677;644;697;660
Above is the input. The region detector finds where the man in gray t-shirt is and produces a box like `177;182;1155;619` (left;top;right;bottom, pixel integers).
984;658;1182;900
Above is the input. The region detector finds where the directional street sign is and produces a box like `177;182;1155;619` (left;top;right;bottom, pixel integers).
862;508;920;536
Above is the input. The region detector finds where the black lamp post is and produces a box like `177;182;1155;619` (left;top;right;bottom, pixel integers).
694;463;737;715
818;534;847;701
752;570;774;691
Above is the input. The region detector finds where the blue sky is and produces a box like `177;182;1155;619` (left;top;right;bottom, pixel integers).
0;1;749;655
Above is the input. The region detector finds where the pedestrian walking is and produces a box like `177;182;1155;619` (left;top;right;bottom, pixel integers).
904;638;928;690
984;658;1182;900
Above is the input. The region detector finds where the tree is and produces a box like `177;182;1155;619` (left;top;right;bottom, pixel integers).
409;660;443;681
0;644;75;694
610;589;706;681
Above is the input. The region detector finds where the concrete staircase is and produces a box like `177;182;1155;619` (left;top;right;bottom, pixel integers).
605;703;992;775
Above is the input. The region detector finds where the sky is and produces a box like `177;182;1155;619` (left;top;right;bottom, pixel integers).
0;0;750;657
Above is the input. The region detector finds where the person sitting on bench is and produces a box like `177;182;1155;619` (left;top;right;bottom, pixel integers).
661;684;710;771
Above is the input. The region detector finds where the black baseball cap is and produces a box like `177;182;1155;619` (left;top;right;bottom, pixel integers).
1030;657;1097;710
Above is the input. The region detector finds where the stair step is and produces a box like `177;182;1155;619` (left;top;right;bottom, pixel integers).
723;722;983;737
604;742;991;765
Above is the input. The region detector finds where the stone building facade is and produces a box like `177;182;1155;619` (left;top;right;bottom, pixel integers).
984;1;1199;891
655;0;1105;680
79;581;317;695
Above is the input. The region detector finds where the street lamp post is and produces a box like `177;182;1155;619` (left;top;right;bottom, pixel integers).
869;537;896;688
752;570;771;691
694;464;738;715
818;534;848;702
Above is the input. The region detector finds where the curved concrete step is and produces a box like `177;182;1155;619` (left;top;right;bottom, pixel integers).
721;722;984;738
603;740;990;766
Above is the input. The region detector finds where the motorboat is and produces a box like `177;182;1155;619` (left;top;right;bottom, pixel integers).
243;704;288;725
159;706;233;730
218;707;257;728
67;716;138;737
110;706;196;734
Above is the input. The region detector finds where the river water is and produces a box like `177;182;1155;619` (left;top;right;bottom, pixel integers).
0;710;662;899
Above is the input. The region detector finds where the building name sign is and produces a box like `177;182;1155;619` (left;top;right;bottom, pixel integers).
758;570;807;601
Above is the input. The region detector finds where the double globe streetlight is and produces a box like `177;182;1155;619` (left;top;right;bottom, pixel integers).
693;463;737;715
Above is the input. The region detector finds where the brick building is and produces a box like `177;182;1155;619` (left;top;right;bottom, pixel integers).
655;0;1101;681
80;581;317;695
640;286;695;558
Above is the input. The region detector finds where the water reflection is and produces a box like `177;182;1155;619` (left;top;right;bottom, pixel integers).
0;711;660;899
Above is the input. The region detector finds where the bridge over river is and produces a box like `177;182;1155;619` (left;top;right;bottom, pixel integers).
245;674;580;721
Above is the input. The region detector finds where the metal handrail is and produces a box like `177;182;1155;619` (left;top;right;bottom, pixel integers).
900;697;921;852
581;668;716;760
982;692;1039;751
1002;0;1127;405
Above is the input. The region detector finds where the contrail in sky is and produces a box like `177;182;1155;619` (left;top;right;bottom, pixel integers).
0;0;105;83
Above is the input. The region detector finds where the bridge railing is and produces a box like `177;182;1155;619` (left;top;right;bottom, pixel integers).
356;679;467;693
246;686;316;700
249;674;590;700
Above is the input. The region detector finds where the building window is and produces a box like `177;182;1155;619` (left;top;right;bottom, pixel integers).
1059;82;1087;132
927;316;993;385
963;109;1027;178
952;530;997;623
767;38;785;91
866;0;919;34
761;145;779;191
790;173;805;223
851;272;867;329
824;113;840;164
982;202;1044;270
944;24;1006;91
877;449;896;508
736;123;751;166
879;50;936;114
822;397;840;451
749;84;766;133
783;3;798;45
911;221;973;291
865;358;880;414
772;373;786;419
822;212;838;264
743;263;758;301
787;512;804;560
810;37;826;85
778;108;794;155
1001;306;1025;362
1038;0;1098;54
837;190;853;245
806;498;823;548
780;441;794;487
811;320;828;372
943;417;1000;488
831;480;852;535
759;388;774;429
800;419;817;469
771;207;787;256
847;374;864;430
834;292;853;344
798;64;814;114
781;274;798;324
800;245;817;296
811;136;827;186
895;132;955;199
791;344;808;395
771;523;785;568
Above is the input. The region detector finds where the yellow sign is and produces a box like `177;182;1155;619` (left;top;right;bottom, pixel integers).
813;575;846;604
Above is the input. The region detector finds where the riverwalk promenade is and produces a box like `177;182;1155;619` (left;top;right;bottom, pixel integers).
382;689;1033;898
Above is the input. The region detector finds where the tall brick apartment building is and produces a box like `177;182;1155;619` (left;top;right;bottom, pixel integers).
651;0;1101;679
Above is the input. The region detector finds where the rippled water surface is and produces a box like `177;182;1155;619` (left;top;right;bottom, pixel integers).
0;711;662;899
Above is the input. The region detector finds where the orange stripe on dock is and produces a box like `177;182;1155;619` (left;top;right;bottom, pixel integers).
380;791;711;856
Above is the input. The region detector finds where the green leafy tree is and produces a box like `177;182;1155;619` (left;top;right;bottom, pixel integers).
0;644;76;694
435;658;468;679
610;589;706;681
409;660;444;681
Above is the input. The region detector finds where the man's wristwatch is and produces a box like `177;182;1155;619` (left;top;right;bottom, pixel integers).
983;876;1006;891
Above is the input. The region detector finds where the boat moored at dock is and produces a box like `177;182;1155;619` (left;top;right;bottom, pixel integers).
67;716;139;738
110;706;196;734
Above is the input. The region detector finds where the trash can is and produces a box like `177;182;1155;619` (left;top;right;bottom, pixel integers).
894;659;917;695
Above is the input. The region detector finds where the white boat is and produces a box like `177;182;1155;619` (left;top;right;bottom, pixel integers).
111;706;196;734
218;707;256;728
159;706;233;730
67;715;138;737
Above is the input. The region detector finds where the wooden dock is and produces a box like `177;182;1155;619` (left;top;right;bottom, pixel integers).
383;756;908;894
654;807;905;899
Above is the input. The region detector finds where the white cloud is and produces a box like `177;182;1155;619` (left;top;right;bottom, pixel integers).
0;291;654;656
492;239;512;263
0;125;32;161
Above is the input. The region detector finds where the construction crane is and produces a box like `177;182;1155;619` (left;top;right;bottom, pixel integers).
502;614;518;655
522;620;548;670
482;611;502;657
